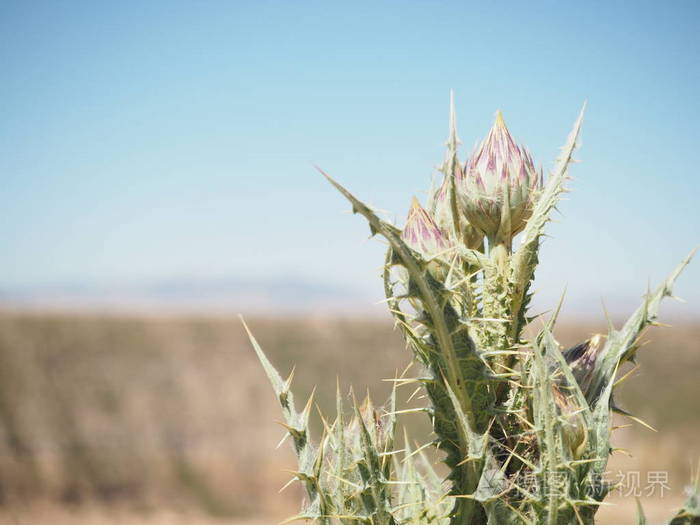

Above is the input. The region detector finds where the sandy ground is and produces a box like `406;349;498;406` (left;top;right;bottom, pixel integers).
0;506;275;525
0;496;689;525
0;315;697;525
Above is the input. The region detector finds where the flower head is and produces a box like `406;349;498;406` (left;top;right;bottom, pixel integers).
458;111;542;244
401;197;451;258
563;334;604;402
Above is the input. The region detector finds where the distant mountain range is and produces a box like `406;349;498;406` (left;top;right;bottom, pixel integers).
0;277;383;316
0;276;695;321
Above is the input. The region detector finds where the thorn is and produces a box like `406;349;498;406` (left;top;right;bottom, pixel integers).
406;385;422;404
611;447;634;458
448;90;459;148
612;364;639;388
621;412;657;432
278;477;298;493
302;387;316;419
495;109;506;128
276;432;291;449
284;366;296;391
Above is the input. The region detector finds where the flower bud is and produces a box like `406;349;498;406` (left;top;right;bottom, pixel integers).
458;111;542;245
430;175;484;251
401;197;452;259
563;334;603;402
553;386;588;459
552;334;603;459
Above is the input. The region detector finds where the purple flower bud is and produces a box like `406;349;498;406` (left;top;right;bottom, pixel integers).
457;111;542;244
401;197;451;258
563;334;604;401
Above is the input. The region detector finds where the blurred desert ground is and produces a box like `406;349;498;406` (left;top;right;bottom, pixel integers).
0;312;697;525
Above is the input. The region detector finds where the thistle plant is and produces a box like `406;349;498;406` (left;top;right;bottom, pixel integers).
244;95;698;524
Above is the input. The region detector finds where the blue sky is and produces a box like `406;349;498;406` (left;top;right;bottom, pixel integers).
1;1;698;316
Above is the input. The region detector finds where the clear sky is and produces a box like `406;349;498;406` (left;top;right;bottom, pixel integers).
1;1;698;316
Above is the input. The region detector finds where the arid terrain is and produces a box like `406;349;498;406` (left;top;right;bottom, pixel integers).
0;312;697;524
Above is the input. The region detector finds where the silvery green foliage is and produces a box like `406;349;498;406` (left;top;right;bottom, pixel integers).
243;319;449;524
245;97;696;524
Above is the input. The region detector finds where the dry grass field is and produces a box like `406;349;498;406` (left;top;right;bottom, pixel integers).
0;312;697;524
